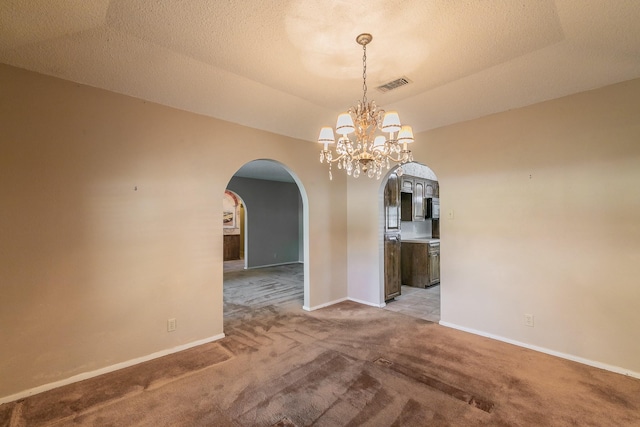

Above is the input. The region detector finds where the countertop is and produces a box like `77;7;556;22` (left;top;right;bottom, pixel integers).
401;237;440;244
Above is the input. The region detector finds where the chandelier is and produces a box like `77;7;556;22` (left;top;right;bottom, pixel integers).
318;33;414;180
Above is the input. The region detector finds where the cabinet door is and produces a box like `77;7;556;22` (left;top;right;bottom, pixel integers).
413;180;425;221
425;183;434;197
402;242;429;288
384;234;401;300
385;173;400;231
401;178;414;193
428;246;440;285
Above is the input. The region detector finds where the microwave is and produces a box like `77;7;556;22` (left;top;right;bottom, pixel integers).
426;197;440;219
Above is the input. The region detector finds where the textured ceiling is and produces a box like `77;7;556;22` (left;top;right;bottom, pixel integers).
1;0;640;145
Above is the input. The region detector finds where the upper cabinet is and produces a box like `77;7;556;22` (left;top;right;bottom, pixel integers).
399;175;439;222
400;177;413;222
413;180;425;221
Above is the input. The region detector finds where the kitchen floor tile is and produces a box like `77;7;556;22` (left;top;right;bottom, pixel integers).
383;285;440;322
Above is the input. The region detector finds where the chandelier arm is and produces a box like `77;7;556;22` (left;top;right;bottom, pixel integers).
321;151;349;164
386;152;412;163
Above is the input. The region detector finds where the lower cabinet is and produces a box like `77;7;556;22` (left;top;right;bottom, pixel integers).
427;243;440;286
401;242;440;288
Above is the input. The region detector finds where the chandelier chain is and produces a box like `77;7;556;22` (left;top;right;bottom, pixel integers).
362;43;367;105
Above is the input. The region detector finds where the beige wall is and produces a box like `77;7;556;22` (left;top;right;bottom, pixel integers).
347;78;640;376
432;78;640;375
3;62;639;401
0;64;348;400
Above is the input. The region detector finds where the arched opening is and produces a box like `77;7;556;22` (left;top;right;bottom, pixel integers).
222;159;310;332
223;190;246;272
379;162;441;322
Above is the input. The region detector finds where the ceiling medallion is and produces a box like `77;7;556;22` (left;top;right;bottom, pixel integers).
318;33;414;180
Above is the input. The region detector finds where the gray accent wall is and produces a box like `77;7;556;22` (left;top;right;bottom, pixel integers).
227;176;301;268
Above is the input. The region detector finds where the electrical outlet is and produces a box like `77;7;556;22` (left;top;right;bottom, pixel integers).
524;314;534;327
167;318;177;332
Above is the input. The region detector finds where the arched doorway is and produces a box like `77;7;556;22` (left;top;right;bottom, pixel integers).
222;159;310;330
380;162;441;322
222;190;245;271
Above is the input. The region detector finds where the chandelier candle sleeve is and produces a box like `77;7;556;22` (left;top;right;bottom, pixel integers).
317;33;415;180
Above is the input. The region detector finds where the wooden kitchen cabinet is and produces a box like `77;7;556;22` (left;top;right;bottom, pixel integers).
400;177;413;222
384;174;402;301
400;176;428;222
385;173;400;232
425;182;434;197
413;180;425;221
428;243;440;286
401;177;414;193
400;176;439;222
401;242;427;287
401;241;440;288
384;233;402;300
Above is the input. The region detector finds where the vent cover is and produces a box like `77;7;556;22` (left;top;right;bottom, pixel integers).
377;77;411;93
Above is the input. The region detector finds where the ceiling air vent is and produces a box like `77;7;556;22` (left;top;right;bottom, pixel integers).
377;77;411;93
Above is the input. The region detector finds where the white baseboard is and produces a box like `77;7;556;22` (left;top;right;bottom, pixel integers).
246;261;302;269
439;321;640;380
0;333;225;405
303;297;386;312
348;297;386;308
303;297;348;311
